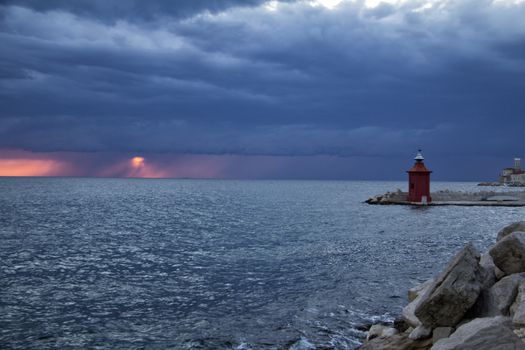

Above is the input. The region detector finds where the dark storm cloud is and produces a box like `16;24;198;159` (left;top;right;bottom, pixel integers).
1;0;525;163
0;0;282;21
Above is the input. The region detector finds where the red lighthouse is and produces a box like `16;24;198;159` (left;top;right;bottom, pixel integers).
407;150;432;203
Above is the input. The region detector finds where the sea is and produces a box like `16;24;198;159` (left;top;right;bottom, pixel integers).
1;178;524;350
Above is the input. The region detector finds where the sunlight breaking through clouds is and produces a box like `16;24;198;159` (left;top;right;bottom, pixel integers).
309;0;343;9
308;0;525;10
1;0;525;179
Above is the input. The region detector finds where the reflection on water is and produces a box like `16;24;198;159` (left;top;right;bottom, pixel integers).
1;179;523;349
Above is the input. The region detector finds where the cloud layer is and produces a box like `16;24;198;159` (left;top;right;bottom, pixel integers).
1;0;524;178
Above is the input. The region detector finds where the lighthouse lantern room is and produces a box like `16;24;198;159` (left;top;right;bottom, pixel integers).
407;150;432;203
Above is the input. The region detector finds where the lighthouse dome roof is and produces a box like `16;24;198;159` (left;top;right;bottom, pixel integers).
414;150;424;161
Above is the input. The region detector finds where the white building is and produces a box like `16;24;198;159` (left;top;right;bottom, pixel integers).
500;158;525;185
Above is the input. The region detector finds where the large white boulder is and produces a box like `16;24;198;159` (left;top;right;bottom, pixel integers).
403;280;434;328
408;279;434;303
415;243;483;328
409;325;432;340
430;317;523;350
366;324;398;341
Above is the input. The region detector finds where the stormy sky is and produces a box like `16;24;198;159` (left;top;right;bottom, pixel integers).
1;0;524;179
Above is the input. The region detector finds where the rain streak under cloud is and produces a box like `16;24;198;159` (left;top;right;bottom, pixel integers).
0;0;525;179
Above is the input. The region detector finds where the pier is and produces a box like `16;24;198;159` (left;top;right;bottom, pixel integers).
367;151;525;206
366;190;525;207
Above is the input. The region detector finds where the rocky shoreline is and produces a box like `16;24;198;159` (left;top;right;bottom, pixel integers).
358;221;525;349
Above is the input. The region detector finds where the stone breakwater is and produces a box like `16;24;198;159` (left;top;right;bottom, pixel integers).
479;182;525;187
358;221;525;350
366;190;525;207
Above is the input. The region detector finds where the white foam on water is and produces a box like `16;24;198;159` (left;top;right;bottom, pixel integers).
289;336;315;350
235;341;253;350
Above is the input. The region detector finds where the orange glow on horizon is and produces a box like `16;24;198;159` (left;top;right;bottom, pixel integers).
0;159;66;177
127;156;168;178
131;156;145;168
0;150;230;179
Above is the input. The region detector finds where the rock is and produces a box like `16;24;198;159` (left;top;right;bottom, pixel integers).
497;221;525;241
403;300;421;328
432;327;453;344
489;232;525;275
512;280;525;325
366;324;384;340
470;273;525;318
495;265;506;280
479;253;495;269
480;252;504;280
409;325;432;340
514;328;525;339
454;318;471;328
402;300;421;328
415;243;483;328
367;324;398;340
358;332;433;350
365;196;380;204
464;254;499;319
492;273;524;316
393;317;410;333
403;280;434;328
408;279;435;303
366;195;387;204
479;254;497;288
430;316;523;350
383;327;398;337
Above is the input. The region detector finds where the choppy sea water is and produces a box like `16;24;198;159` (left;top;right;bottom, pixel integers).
1;178;524;350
